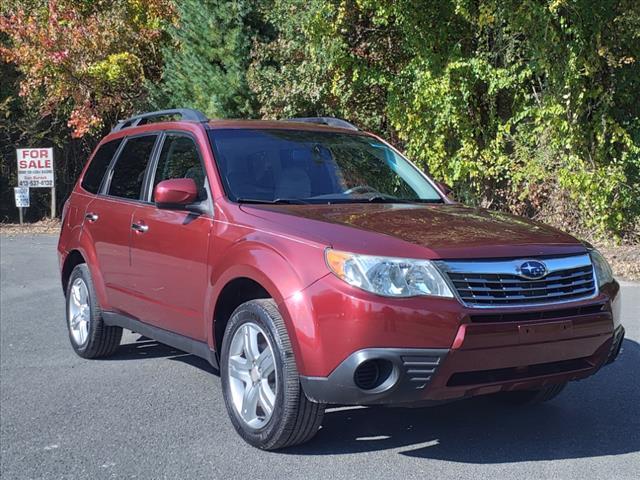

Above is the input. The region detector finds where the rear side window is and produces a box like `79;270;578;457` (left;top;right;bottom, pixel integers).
152;135;207;201
108;135;157;200
81;139;122;194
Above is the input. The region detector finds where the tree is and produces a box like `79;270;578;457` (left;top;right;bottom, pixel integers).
249;0;640;241
0;0;174;138
1;0;638;239
0;0;174;221
151;0;266;118
248;0;404;136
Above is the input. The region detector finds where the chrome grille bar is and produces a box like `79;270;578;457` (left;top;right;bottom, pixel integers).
455;268;592;285
455;280;594;295
437;254;597;308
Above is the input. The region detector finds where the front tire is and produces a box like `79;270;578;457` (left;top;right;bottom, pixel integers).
66;264;122;358
220;299;325;450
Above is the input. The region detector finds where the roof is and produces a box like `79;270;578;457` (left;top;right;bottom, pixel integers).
206;119;364;134
107;109;366;138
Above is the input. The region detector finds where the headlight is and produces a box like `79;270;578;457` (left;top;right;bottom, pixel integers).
589;249;614;286
325;249;453;298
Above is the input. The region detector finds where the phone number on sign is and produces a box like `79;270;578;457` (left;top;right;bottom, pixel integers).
18;180;53;187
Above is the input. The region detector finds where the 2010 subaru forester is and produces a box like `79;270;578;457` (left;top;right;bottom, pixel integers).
58;109;624;450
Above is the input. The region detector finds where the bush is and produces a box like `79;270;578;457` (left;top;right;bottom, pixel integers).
250;0;640;242
2;0;638;242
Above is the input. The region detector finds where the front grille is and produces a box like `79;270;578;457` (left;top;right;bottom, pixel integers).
438;255;597;307
469;303;605;323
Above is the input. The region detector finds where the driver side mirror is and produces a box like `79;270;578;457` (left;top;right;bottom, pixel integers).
154;178;198;209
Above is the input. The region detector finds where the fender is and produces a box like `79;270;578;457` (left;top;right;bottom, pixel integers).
206;234;327;375
57;217;82;281
72;224;110;308
59;216;109;308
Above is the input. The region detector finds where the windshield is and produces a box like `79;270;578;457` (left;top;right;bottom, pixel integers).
207;129;443;204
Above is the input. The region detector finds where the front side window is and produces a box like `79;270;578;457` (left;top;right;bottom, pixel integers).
107;135;157;200
81;138;122;194
152;135;207;201
207;129;442;204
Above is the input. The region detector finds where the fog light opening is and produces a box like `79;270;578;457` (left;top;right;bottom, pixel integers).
354;359;394;391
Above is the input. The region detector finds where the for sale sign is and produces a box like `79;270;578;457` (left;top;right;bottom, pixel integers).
16;148;54;187
14;187;29;207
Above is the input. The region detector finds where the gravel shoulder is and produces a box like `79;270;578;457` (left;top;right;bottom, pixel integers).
598;245;640;281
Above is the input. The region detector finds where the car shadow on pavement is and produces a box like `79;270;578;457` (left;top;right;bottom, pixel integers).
106;336;218;374
105;334;639;463
286;338;640;463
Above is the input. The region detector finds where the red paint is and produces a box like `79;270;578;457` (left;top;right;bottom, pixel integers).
238;203;586;259
128;203;212;339
58;118;621;402
154;178;198;205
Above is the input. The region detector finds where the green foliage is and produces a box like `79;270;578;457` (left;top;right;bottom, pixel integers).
151;0;264;118
250;0;640;241
0;0;174;137
248;0;404;133
1;0;174;220
2;0;639;240
86;52;144;86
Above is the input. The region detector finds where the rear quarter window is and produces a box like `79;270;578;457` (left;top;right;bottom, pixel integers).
81;139;123;194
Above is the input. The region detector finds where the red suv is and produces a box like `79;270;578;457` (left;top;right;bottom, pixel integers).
58;109;624;450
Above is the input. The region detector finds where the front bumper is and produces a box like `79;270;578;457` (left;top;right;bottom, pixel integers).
300;323;623;406
301;348;449;405
288;273;622;405
606;325;625;364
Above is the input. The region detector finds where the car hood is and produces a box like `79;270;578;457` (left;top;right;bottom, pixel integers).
239;203;587;259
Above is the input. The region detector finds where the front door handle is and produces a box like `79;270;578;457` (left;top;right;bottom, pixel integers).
131;222;149;233
85;212;99;222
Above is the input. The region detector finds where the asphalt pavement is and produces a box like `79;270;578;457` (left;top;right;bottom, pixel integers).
1;234;638;480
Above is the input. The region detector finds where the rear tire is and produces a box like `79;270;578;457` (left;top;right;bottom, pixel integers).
220;299;325;450
497;383;567;406
66;264;122;359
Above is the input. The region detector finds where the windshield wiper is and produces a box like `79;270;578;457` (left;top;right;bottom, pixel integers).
366;196;411;203
236;197;309;205
339;196;445;205
339;195;411;204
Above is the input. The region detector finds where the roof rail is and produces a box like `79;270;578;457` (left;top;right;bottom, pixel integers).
111;108;208;132
286;117;359;131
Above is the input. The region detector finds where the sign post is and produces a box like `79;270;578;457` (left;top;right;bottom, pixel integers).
16;148;55;219
13;187;30;225
51;183;56;218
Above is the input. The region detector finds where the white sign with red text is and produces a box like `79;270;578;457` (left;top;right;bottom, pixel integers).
17;148;55;187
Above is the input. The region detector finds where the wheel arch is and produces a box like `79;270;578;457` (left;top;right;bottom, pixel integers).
212;277;272;355
61;250;86;293
61;241;109;307
209;253;323;375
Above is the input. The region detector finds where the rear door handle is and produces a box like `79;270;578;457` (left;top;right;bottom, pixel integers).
131;222;149;233
85;212;98;222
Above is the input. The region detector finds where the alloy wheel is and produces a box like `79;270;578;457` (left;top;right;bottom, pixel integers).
227;322;278;429
68;278;90;346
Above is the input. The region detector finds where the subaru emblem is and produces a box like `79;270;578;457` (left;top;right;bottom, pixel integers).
519;260;548;279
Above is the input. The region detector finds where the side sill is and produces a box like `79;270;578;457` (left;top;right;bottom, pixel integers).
102;311;219;369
